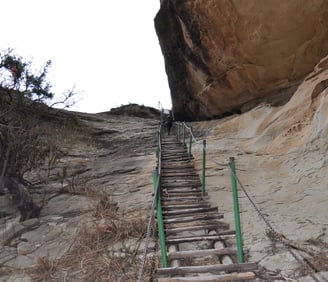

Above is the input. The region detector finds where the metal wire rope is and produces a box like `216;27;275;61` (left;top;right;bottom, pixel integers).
180;122;229;167
177;121;320;281
136;127;162;282
229;164;321;282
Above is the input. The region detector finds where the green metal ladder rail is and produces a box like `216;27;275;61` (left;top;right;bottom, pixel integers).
170;121;319;282
155;124;168;268
175;121;245;263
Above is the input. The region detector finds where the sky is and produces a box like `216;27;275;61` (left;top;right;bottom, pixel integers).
0;0;172;113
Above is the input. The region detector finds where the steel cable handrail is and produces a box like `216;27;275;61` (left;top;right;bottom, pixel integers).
179;122;229;167
136;125;162;282
176;120;320;281
136;175;159;282
230;164;321;282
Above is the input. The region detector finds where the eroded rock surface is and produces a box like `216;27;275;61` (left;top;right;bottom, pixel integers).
155;0;328;120
0;110;159;280
188;57;328;280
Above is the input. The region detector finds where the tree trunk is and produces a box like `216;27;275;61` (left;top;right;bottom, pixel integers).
0;146;10;194
7;176;42;221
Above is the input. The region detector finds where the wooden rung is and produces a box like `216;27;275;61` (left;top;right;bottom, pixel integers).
162;175;198;179
164;190;204;194
162;182;201;186
168;247;237;260
165;223;229;235
156;263;258;276
162;158;192;161
166;231;235;244
161;177;200;180
161;199;209;205
162;163;193;166
162;160;192;163
163;207;218;216
156;272;255;281
164;213;224;224
162;170;198;174
167;220;226;229
163;188;202;193
162;204;211;210
162;198;209;204
162;186;202;193
162;194;208;199
164;192;206;197
162;182;201;187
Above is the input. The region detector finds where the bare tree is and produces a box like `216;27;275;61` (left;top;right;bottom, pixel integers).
0;49;77;221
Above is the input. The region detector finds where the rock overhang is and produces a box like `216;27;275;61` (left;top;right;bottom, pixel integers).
155;0;328;121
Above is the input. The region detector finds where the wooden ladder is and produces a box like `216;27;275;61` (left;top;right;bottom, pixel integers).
156;135;257;282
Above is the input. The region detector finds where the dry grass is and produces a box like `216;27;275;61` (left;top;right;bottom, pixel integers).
26;193;159;281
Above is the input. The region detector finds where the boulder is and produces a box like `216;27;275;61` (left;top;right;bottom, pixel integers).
155;0;328;120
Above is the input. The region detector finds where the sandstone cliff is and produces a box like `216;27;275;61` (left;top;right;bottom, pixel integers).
188;56;328;280
1;85;328;280
155;0;328;120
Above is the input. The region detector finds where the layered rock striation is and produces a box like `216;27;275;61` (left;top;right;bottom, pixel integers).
155;0;328;120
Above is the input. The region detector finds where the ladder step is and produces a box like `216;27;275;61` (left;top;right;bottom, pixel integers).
162;184;201;189
164;189;203;193
162;198;209;204
163;192;206;197
166;231;235;244
162;158;193;162
162;170;196;174
164;213;224;224
162;179;201;183
162;166;195;169
162;181;200;185
163;207;218;216
165;223;229;235
162;194;208;199
168;247;237;260
163;188;202;193
162;204;211;210
157;272;255;281
156;263;258;276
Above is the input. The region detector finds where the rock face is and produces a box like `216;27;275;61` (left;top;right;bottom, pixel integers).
155;0;328;120
188;56;328;280
0;108;160;281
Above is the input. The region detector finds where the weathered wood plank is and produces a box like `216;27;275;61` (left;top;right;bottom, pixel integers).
162;170;198;173
157;272;255;282
162;184;201;189
164;213;224;224
164;189;203;193
163;207;218;216
156;263;258;276
165;223;229;235
162;203;211;210
163;187;202;193
162;194;208;199
162;178;201;183
162;166;193;169
168;247;237;260
162;159;194;163
164;192;206;197
162;198;209;204
166;231;236;244
167;220;228;230
161;172;197;176
162;181;200;185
